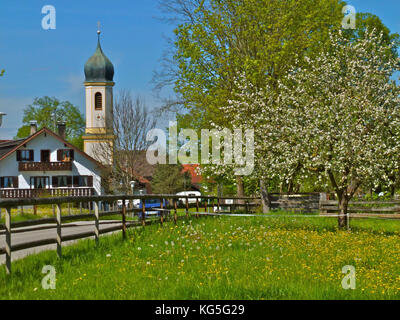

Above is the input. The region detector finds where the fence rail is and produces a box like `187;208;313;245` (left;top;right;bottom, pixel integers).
320;200;400;216
0;194;258;274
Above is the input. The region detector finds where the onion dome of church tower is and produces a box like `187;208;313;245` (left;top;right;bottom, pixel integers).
84;30;114;82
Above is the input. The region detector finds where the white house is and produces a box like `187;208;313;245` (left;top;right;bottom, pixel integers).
0;30;116;199
0;124;103;198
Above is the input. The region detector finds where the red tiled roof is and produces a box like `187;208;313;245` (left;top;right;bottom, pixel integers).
182;164;203;184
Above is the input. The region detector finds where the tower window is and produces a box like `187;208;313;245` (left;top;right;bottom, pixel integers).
95;92;102;110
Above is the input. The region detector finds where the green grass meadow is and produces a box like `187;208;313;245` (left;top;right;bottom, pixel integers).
1;214;400;300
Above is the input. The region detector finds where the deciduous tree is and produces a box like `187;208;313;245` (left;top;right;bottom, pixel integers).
225;30;400;228
16;96;85;149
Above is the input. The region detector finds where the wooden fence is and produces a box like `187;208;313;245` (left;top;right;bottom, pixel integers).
269;193;322;213
1;193;399;275
0;194;256;274
320;200;400;218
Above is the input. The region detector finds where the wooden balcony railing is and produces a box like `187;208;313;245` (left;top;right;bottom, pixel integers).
0;188;95;199
18;161;72;172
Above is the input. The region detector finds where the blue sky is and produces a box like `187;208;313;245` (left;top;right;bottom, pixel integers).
0;0;175;139
0;0;400;139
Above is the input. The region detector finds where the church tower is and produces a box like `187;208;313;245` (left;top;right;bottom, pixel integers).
82;28;114;165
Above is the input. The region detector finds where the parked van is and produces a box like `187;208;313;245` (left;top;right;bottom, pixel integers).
176;191;202;205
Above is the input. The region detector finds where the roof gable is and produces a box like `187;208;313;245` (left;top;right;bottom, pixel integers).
0;127;104;168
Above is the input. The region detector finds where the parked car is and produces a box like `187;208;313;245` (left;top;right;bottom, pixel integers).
138;198;169;217
176;191;202;205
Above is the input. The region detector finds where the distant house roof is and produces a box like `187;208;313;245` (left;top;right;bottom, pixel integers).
182;164;203;185
116;150;156;180
0;127;104;168
0;139;26;159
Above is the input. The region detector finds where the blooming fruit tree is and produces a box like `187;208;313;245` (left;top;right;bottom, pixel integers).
224;30;400;228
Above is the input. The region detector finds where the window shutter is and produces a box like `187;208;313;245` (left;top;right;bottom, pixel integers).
95;92;102;110
12;177;18;188
88;176;93;187
67;176;72;187
0;177;3;188
57;150;62;161
52;176;58;188
73;176;79;187
16;150;21;161
29;150;34;161
70;149;74;161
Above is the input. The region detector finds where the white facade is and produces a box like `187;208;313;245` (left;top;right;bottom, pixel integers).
84;84;113;131
0;130;102;196
83;82;115;166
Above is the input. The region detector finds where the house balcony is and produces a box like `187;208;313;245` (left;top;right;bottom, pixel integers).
18;161;72;172
0;188;95;199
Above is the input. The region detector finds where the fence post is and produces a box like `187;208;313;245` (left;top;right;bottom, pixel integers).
56;204;62;258
185;197;189;218
204;198;208;215
94;201;100;244
196;197;199;218
5;207;11;275
173;199;178;225
141;199;146;227
319;192;328;215
122;200;127;239
160;198;164;226
218;197;221;213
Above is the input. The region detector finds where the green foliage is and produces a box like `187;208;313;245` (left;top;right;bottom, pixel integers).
362;192;392;202
346;13;400;57
172;0;345;130
151;164;187;194
16;96;85;149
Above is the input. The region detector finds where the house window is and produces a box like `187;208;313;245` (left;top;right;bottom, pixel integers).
0;177;18;188
41;150;50;162
30;177;49;189
57;149;74;162
95;92;102;110
16;150;34;162
73;176;93;187
52;176;72;188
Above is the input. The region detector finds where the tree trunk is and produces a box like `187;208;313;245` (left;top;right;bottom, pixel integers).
338;195;349;229
236;176;244;205
260;179;270;213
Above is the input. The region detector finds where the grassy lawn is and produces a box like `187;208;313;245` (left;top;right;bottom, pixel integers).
0;205;91;224
0;214;399;300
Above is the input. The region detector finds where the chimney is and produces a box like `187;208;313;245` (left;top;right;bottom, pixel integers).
57;122;66;139
0;112;6;127
30;121;37;135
